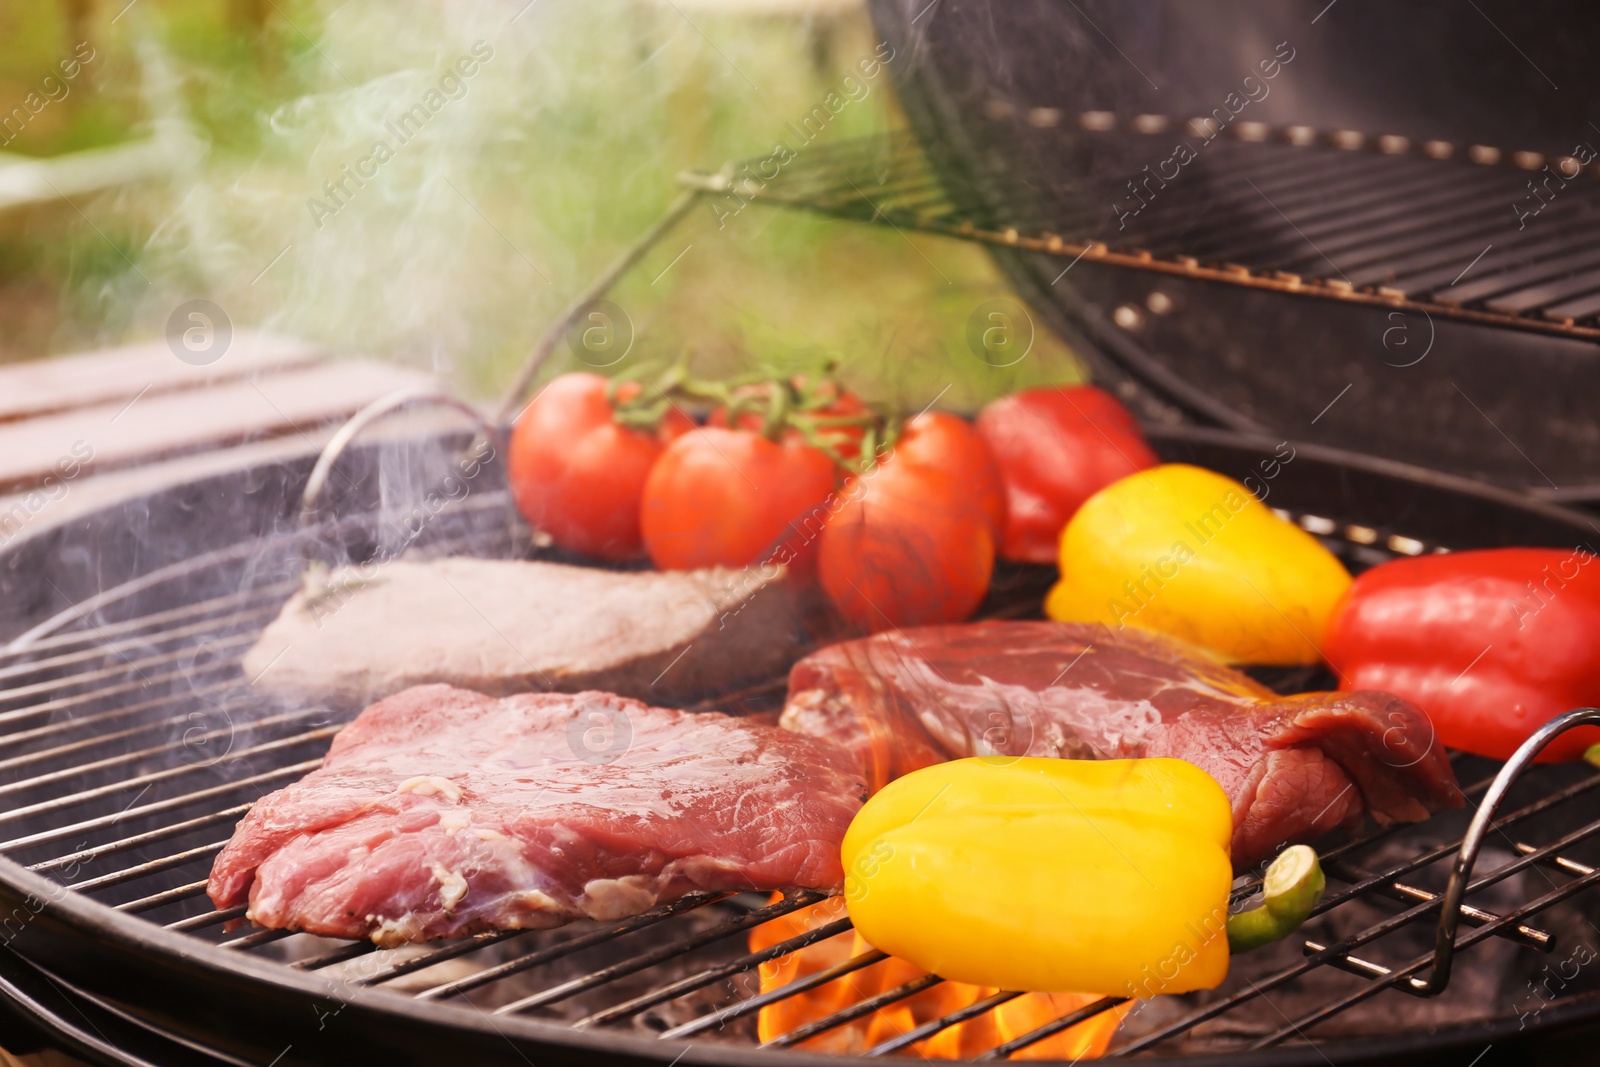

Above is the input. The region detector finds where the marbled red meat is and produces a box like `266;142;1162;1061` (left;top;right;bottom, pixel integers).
209;684;866;944
780;621;1462;869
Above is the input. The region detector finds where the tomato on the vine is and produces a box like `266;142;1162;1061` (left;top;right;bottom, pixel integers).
819;459;995;632
888;412;1006;537
640;427;838;573
507;372;691;562
818;413;999;632
976;385;1158;564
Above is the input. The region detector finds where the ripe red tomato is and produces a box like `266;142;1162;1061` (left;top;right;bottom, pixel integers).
640;427;837;572
709;377;869;462
889;412;1006;537
819;452;995;632
507;373;691;562
976;385;1158;564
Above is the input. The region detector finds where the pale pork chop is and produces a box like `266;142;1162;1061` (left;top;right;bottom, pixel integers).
209;685;866;944
242;557;798;706
780;621;1464;869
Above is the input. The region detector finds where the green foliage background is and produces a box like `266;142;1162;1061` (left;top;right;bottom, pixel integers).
0;0;1078;409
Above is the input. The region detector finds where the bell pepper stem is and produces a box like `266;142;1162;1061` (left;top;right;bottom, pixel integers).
1585;743;1600;768
1227;845;1326;953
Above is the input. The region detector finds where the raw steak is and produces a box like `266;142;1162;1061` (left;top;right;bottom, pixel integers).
780;621;1463;869
209;684;866;944
242;558;799;706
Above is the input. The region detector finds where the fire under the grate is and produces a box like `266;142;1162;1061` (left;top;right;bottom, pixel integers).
4;501;1600;1059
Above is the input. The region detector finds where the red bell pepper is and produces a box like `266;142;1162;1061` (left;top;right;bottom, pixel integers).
975;385;1158;564
1323;547;1600;762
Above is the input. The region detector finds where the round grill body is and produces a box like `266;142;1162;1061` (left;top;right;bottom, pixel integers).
2;427;1600;1064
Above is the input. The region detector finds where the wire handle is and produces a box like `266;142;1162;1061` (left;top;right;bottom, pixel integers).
298;387;503;529
1413;706;1600;995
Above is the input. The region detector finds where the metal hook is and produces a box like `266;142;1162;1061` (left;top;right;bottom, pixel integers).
1411;706;1600;995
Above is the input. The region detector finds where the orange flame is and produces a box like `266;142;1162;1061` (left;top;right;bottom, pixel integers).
750;897;1128;1058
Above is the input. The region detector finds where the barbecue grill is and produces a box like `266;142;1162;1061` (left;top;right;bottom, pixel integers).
7;0;1600;1063
2;421;1599;1066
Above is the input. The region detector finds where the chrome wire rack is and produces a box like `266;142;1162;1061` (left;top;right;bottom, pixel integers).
676;122;1600;343
3;433;1600;1061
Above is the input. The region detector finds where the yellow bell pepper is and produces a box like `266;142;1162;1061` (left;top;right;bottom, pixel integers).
841;756;1233;998
1045;463;1351;664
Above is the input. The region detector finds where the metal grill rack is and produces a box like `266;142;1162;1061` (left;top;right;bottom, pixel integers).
677;122;1600;343
3;472;1599;1059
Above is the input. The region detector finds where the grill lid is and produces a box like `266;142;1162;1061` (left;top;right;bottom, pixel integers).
858;0;1600;495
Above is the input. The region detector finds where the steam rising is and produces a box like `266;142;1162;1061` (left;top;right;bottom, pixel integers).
92;0;1073;409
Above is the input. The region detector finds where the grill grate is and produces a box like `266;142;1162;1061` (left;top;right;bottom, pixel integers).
679;124;1600;342
2;491;1599;1058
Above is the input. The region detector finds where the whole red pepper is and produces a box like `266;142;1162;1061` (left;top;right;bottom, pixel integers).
975;385;1158;564
1323;547;1600;762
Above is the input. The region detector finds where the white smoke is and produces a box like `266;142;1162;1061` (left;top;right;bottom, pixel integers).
71;0;1077;408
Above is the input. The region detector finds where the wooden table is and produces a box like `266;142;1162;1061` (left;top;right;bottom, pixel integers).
0;332;439;550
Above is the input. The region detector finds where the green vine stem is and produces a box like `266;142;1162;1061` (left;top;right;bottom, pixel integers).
590;358;897;476
760;379;792;441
